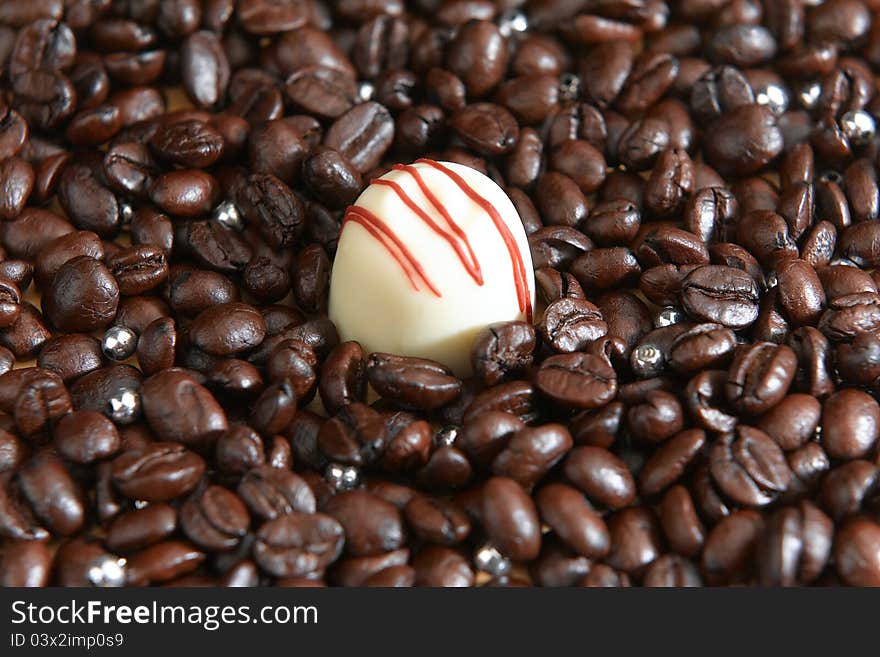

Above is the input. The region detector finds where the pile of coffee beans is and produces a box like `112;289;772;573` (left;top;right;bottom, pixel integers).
1;0;880;588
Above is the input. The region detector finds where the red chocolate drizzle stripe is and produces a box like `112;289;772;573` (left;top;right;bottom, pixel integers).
343;207;441;297
392;163;484;285
416;159;533;322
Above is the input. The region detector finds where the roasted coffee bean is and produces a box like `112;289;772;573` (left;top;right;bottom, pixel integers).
318;402;387;467
703;105;783;176
563;446;636;510
702;510;764;585
324;490;404;557
726;342;797;415
111;442;205;503
446;20;506;98
535;483;609;558
57;162;121;236
141;370;227;447
680;265;760;329
0;540;52;587
55;410;120;464
757;395;821;452
821;389;880;460
324;102;394;174
413;545;474;586
37;333;104;383
254;511;344;577
639;429;706;497
709;426;792;508
757;501;833;586
834;517;880;586
538;297;607;354
403;496;470;546
16;452;84;536
482;477;541;561
534;353;617;410
106;504;178;553
236;174;305;249
626;390;684;444
127;540;205;585
367;353;461;410
107;246;168;296
180;31;229;108
470;321;535;386
450;103;519;157
180;485;249;551
571;247;641;291
491;424;573;490
150;169;219;218
604;507;661;576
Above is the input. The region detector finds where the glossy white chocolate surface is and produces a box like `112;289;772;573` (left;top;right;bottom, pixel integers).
328;161;535;375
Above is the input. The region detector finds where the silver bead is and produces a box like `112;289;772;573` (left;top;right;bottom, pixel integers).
496;9;528;38
631;344;664;379
212;200;244;231
87;555;127;587
118;201;134;228
325;462;360;491
107;387;141;425
654;306;685;328
434;425;459;447
764;271;778;291
133;500;149;510
755;82;788;116
101;325;138;361
841;110;876;147
558;73;581;102
474;544;511;577
357;81;375;103
798;81;821;111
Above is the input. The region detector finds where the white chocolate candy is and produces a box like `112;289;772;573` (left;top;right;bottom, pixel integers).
328;160;536;375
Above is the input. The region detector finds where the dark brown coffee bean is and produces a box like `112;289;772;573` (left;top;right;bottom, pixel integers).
491;423;573;490
55;410;120;464
446;20;506;97
821;389;880;460
323;102;394;174
111;442;205;503
482;476;541;561
681;265;760;329
563;446;636;510
0;540;52;586
236;173;305;249
726;342;797;415
412;545;474;586
367;353;461;410
450;103;519;157
535;483;609;558
150;169;219;218
604;507;661;576
702;510;764;585
703;105;783;176
470;321;535;386
254;511;344;577
709;426;792;508
535;353;617;410
180;31;229;108
105;504;178;553
180;484;249;551
757;501;833;586
16;452;83;536
141;369;228;447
